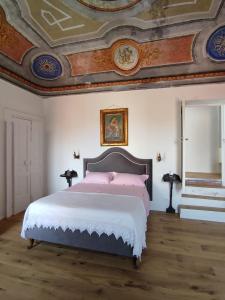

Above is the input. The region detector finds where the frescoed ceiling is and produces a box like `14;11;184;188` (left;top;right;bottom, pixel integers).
0;0;225;96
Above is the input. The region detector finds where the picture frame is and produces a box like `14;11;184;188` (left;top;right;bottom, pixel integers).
100;108;128;146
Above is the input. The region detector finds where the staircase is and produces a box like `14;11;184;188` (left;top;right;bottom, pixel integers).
179;193;225;223
179;186;225;223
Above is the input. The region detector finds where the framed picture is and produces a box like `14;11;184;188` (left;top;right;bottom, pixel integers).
100;108;128;146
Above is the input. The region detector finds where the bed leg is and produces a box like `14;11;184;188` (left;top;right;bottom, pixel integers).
133;256;141;269
27;239;34;249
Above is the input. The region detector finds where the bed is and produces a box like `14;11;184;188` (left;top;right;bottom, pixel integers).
21;147;152;267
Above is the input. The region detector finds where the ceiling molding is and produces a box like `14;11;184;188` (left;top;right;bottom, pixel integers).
0;0;225;96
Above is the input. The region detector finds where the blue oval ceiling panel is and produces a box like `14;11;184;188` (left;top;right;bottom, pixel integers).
206;26;225;61
32;54;62;80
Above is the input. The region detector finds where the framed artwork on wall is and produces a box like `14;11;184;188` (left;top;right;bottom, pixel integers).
100;108;128;146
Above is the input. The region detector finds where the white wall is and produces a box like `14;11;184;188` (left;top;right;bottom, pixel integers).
185;106;220;174
44;83;225;212
1;80;224;217
0;79;44;220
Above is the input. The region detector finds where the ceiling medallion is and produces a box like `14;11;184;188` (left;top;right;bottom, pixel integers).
31;54;63;80
113;42;139;73
206;26;225;61
77;0;141;12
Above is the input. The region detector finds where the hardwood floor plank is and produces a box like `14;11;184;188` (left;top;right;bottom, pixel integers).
1;212;225;300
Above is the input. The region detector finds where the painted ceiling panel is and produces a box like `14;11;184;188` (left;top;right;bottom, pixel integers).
25;0;103;43
67;35;194;76
139;0;213;19
0;0;224;96
0;7;33;63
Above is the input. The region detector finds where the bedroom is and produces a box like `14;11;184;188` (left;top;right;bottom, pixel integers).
1;0;225;299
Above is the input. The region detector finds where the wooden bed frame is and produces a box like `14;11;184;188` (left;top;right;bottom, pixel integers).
25;147;152;267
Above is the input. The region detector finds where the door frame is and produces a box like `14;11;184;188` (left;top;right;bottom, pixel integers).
181;100;186;190
221;105;225;186
13;118;32;215
181;99;225;190
5;108;43;218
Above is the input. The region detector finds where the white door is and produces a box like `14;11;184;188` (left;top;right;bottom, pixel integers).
30;121;44;201
13;118;31;214
222;105;225;186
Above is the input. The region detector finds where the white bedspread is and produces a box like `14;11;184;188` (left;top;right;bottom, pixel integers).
21;191;147;257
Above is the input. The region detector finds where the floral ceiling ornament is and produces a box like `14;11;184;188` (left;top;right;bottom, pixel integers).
113;44;139;71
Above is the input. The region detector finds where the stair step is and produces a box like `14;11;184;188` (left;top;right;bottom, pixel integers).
184;186;225;197
186;178;221;182
182;194;225;201
185;172;221;180
186;181;225;188
186;178;221;183
179;205;225;223
179;205;225;212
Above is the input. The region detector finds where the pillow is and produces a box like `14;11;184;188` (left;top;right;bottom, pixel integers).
110;172;148;187
82;171;113;184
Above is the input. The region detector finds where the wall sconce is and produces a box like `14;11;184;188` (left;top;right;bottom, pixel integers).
73;150;80;159
156;153;162;162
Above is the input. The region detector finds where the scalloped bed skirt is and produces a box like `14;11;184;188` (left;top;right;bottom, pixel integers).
24;226;133;257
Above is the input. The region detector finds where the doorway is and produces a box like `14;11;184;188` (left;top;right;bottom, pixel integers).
13;118;32;214
182;101;225;189
5;109;44;217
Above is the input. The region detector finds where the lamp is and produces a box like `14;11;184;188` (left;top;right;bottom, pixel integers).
73;150;80;159
60;170;78;187
156;153;162;162
162;173;181;213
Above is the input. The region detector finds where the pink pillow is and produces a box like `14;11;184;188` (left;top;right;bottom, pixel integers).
82;171;113;184
110;173;148;187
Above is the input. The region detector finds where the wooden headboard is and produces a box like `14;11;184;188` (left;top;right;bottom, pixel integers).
83;147;152;200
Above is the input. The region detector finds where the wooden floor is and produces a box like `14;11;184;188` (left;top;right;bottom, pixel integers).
1;212;225;300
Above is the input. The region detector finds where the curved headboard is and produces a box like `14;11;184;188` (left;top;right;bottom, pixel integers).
83;147;152;200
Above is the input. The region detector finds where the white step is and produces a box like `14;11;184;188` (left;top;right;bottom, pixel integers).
181;194;225;208
184;186;225;197
182;194;225;201
179;205;225;223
